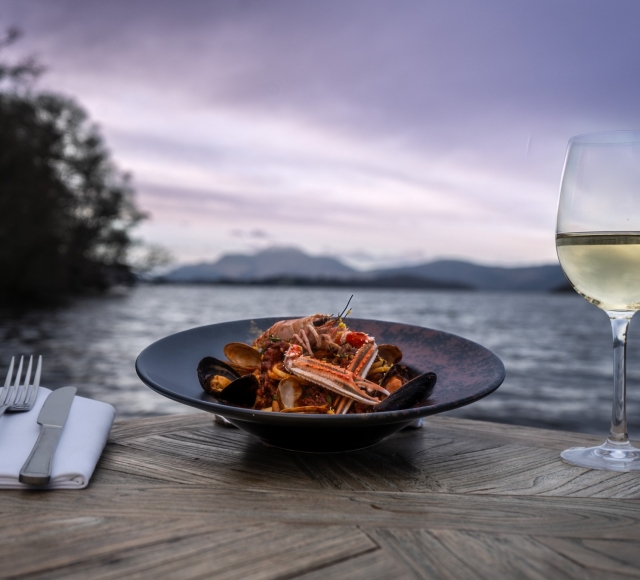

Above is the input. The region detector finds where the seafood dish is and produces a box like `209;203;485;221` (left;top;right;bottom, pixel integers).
197;312;436;414
138;314;505;450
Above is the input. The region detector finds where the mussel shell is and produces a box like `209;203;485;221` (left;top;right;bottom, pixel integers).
197;356;240;389
380;363;417;391
217;374;259;408
197;356;259;408
373;372;437;412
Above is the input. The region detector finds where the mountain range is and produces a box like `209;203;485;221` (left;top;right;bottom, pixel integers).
374;260;567;291
159;248;569;291
165;248;354;281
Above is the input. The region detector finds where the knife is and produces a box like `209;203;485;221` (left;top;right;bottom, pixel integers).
19;387;77;485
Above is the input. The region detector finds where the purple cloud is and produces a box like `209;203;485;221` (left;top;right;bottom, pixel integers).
1;0;638;267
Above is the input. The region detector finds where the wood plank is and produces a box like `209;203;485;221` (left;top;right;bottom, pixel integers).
97;443;313;488
109;413;212;442
96;444;244;485
113;420;255;454
2;486;640;539
4;414;640;579
114;425;439;493
105;418;640;499
0;515;235;577
369;528;618;580
403;435;640;499
17;523;376;580
88;457;166;485
110;414;637;455
374;421;640;499
290;448;442;493
108;428;316;488
294;547;415;580
424;416;607;450
535;536;640;578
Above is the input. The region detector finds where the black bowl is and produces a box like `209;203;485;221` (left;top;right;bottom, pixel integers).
136;317;505;452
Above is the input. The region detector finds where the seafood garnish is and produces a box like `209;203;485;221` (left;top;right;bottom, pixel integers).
197;307;436;414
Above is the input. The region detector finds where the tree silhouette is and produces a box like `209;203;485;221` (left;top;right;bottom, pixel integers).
0;29;146;305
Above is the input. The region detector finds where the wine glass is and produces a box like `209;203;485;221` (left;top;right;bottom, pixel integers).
556;131;640;471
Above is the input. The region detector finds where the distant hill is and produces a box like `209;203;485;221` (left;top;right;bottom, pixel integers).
159;248;568;291
164;247;356;282
371;260;568;291
212;274;472;290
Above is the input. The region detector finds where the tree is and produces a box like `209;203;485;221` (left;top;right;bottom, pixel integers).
0;29;147;304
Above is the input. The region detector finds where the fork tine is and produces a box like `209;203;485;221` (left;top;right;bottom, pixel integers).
33;355;42;388
13;356;24;389
24;355;42;409
1;357;15;405
10;356;24;407
16;356;33;406
3;357;14;389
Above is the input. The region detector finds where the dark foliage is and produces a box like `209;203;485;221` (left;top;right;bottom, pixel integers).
0;29;146;305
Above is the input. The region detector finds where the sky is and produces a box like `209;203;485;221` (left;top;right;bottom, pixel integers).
2;0;640;269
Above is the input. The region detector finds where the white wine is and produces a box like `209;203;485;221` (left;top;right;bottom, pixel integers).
556;232;640;311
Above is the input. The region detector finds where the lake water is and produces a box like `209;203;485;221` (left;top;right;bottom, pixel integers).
2;284;640;436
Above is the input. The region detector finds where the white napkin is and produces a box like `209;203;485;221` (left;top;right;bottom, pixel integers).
0;388;115;489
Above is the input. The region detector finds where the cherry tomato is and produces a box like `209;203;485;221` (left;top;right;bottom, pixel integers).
344;331;368;348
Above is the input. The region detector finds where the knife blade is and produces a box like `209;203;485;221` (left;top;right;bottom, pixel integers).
19;386;77;485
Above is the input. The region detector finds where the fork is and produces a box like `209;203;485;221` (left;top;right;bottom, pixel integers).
0;356;42;420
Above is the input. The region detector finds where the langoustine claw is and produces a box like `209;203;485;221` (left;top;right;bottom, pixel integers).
283;342;390;406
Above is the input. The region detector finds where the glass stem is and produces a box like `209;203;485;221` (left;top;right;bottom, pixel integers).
607;313;632;445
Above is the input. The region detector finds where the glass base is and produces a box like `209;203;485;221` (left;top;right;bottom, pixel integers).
561;440;640;471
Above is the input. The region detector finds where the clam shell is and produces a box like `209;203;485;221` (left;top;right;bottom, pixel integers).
277;378;304;409
224;342;262;370
377;344;403;365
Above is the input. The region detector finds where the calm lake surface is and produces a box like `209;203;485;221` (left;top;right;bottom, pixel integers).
2;284;639;436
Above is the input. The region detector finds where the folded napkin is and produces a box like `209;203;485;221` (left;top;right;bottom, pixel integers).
0;388;115;489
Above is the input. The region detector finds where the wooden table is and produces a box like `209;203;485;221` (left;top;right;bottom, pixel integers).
2;414;640;579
